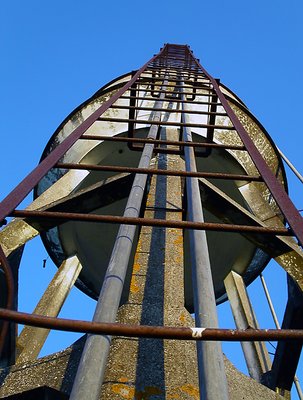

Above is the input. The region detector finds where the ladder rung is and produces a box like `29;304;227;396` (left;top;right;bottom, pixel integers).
138;75;211;84
80;135;245;150
110;104;227;116
97;117;235;130
130;88;214;96
147;66;204;74
143;70;209;79
137;82;213;90
11;209;290;236
120;95;221;106
55;162;261;182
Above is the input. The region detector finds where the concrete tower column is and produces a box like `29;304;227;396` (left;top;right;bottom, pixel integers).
101;128;200;399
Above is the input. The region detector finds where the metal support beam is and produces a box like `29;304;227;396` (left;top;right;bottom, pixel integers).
240;182;303;291
0;170;89;257
198;178;290;257
224;271;271;381
37;173;132;218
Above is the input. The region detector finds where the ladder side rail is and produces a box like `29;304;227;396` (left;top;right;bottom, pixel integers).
0;44;168;360
184;45;303;247
0;46;168;225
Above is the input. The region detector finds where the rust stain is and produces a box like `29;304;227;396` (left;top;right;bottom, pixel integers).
111;384;163;400
112;384;135;399
179;311;187;324
118;376;129;383
132;261;141;274
179;384;199;399
173;255;183;264
130;276;140;294
173;234;183;246
135;239;143;253
130;254;142;293
167;393;181;399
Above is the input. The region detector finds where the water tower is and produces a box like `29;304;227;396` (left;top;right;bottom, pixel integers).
0;44;302;399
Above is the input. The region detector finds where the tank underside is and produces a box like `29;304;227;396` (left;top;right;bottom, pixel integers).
36;71;286;309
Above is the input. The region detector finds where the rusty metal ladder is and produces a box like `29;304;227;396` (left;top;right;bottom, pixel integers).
0;43;302;399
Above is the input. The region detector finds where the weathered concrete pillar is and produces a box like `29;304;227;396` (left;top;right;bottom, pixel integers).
224;270;271;381
240;182;303;291
0;248;23;367
101;128;200;399
16;255;82;364
0;170;89;258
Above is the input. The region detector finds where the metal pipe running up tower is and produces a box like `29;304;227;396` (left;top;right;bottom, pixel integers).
0;44;303;399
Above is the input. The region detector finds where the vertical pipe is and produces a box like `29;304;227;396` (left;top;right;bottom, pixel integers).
260;273;303;400
180;82;229;400
260;274;281;329
277;147;303;185
70;78;169;400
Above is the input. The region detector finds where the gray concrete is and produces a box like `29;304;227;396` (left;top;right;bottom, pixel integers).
224;271;271;381
100;128;200;399
0;337;284;399
0;337;85;398
16;255;82;364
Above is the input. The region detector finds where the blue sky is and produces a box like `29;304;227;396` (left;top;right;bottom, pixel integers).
1;0;303;397
1;1;302;204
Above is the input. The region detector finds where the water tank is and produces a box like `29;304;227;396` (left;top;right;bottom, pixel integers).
35;71;287;309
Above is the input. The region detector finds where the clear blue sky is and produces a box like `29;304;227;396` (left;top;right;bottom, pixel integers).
1;0;302;397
